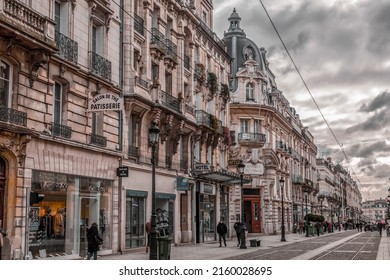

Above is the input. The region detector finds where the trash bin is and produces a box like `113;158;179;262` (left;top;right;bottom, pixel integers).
157;236;172;260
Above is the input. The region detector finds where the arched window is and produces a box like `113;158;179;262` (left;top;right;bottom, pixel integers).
0;59;11;107
246;83;254;101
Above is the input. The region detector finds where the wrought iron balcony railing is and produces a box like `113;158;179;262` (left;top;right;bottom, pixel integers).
50;122;71;138
150;28;165;53
90;133;107;147
238;132;266;143
161;90;180;113
195;110;211;128
164;38;178;63
135;76;149;88
0;105;27;126
128;145;139;157
55;31;78;64
91;52;111;81
134;14;144;36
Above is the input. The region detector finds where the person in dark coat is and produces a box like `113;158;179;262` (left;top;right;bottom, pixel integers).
216;220;227;247
87;223;101;260
233;219;241;247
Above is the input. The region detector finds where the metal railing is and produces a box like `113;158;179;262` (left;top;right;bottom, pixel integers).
50;122;71;138
238;132;266;143
0;105;27;126
55;31;78;64
161;90;180;113
150;28;165;53
128;145;139;157
135;77;149;88
195;110;211;128
91;52;111;81
90;133;107;147
164;38;178;63
134;14;144;36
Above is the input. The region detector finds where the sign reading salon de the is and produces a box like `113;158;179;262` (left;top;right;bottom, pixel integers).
88;93;123;112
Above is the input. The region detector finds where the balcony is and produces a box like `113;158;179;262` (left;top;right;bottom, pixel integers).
0;105;27;126
134;14;144;36
0;0;56;51
128;145;139;157
50;122;71;138
91;52;111;81
195;110;211;128
164;38;178;66
90;133;107;147
135;76;149;89
55;31;78;64
150;28;165;58
161;90;181;113
238;132;266;146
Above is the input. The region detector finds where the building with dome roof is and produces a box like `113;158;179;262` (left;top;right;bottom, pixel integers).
224;8;318;235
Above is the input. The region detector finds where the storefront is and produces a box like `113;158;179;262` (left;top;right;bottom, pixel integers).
28;171;113;259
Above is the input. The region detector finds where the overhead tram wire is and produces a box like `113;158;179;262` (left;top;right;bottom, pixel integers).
257;0;364;188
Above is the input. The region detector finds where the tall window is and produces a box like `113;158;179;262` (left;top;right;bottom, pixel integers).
254;119;260;133
53;82;63;124
240;119;249;133
92;25;103;55
152;63;159;84
0;59;11;107
246;83;254;101
54;1;69;35
92;112;104;136
165;72;172;94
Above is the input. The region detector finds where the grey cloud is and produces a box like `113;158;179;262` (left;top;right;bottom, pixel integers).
359;91;390;112
346;109;389;133
345;141;390;158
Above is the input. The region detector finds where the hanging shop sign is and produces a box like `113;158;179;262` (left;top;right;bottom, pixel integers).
117;166;129;177
176;177;189;191
88;93;123;112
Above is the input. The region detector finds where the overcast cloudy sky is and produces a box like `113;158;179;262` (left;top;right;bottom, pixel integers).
213;0;390;201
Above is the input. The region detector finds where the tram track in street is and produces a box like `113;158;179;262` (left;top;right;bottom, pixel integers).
311;231;380;260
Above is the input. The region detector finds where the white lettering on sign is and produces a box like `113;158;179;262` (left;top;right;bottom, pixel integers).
88;93;123;112
244;163;264;175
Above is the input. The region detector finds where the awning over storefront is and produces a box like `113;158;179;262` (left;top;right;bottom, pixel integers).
191;165;252;185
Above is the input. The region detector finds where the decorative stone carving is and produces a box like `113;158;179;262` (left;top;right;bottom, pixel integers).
29;51;49;88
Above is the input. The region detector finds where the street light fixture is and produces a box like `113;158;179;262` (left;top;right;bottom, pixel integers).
237;160;247;249
318;196;323;217
149;121;160;260
304;188;309;237
280;177;286;242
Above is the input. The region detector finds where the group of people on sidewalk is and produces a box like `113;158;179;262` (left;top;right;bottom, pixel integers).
216;218;244;248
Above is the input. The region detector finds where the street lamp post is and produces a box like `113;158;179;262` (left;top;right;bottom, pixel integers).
149;121;160;260
238;160;247;249
280;177;286;242
304;189;309;237
330;203;334;233
319;197;323;217
338;200;341;231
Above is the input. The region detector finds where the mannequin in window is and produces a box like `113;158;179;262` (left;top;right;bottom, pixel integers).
53;208;64;238
43;208;52;239
99;209;108;235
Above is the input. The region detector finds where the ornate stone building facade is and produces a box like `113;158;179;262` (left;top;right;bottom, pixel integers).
223;9;318;235
0;0;243;259
316;158;362;226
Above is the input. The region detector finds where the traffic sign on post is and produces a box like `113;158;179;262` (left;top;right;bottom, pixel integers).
117;166;129;177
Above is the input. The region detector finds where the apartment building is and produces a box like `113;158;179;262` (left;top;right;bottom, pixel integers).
223;9;318;235
0;0;243;259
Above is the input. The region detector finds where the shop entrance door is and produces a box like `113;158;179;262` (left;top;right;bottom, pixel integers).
250;200;261;233
79;196;100;256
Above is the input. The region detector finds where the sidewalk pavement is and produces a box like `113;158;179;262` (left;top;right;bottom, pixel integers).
101;230;390;260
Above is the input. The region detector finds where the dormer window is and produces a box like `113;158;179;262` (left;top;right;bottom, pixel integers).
246;83;254;101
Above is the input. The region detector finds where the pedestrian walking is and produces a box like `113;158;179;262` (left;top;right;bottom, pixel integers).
315;222;321;236
378;222;383;237
216;220;227;247
233;219;241;247
87;222;102;260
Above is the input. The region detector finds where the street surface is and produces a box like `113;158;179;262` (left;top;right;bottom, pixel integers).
99;229;388;260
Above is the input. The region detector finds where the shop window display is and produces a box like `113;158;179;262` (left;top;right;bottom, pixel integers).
29;171;112;259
